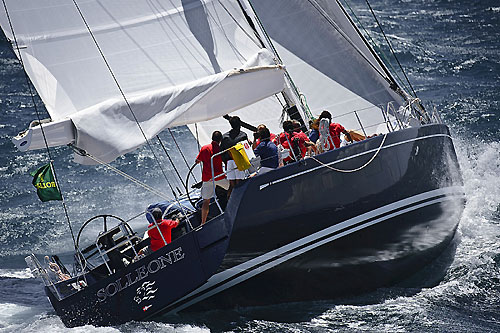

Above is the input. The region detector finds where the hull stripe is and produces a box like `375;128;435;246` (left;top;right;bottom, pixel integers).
260;133;452;190
160;186;464;314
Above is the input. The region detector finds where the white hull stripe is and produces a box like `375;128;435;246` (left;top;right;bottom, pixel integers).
163;186;464;314
260;133;453;190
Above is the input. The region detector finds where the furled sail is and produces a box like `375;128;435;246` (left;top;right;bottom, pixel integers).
0;0;285;164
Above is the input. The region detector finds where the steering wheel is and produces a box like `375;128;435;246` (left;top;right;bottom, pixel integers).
185;162;202;208
76;214;128;251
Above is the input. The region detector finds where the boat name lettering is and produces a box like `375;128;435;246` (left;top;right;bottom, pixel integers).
96;246;185;302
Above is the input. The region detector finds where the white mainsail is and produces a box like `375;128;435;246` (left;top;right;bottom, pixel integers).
0;0;285;164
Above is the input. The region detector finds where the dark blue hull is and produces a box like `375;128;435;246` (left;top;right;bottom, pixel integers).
46;212;233;327
163;124;464;312
46;124;464;326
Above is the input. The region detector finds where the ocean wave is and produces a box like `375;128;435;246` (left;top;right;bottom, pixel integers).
0;305;209;333
0;268;33;279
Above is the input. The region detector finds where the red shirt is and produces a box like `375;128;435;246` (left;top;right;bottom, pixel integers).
148;219;179;251
275;132;293;162
329;123;345;149
255;133;276;147
275;132;290;148
196;141;225;182
292;131;309;158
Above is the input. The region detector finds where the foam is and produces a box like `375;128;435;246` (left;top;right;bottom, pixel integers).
0;268;33;279
455;139;500;251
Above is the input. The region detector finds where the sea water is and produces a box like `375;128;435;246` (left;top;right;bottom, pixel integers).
0;0;499;332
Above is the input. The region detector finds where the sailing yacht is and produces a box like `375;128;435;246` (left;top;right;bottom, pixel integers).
1;0;464;327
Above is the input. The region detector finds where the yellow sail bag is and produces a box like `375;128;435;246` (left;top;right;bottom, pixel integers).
230;143;251;171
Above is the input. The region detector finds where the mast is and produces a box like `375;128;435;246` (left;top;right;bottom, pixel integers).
238;0;311;129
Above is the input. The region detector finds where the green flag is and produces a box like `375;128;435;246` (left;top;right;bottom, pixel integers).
30;163;62;202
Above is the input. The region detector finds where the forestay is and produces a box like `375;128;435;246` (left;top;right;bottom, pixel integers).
0;0;284;164
256;0;406;126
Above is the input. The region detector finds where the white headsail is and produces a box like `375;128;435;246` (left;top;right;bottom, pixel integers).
193;0;409;144
0;0;285;164
252;0;406;129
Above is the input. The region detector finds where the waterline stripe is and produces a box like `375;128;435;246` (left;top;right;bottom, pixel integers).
163;186;464;314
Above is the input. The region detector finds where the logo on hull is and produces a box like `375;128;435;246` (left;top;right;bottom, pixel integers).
134;281;157;304
96;246;184;302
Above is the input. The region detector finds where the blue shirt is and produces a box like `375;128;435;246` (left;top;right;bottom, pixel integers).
254;140;278;169
309;129;319;143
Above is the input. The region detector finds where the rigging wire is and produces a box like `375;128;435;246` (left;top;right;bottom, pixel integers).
193;123;203;183
340;0;411;94
70;0;177;199
305;0;394;85
364;0;418;98
194;123;201;153
1;0;78;252
237;0;312;122
69;145;172;201
214;1;292;121
70;0;199;229
156;135;183;196
145;3;209;188
234;0;265;48
71;141;196;228
205;1;247;62
167;128;197;183
218;0;264;50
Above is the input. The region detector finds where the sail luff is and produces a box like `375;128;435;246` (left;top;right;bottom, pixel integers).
240;0;311;124
335;0;404;97
243;0;406;134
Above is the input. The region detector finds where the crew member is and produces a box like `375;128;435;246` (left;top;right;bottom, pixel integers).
318;110;353;149
148;208;179;251
220;116;249;198
252;124;276;149
291;120;316;158
254;127;278;173
276;120;296;164
195;130;229;224
308;118;320;143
